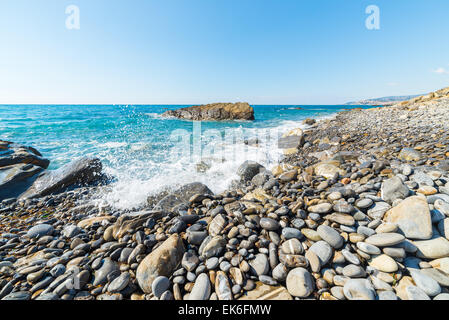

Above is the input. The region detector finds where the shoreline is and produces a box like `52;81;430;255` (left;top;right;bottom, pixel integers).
1;94;449;300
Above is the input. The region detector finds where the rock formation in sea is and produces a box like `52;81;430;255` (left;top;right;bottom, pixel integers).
0;140;104;201
162;102;255;121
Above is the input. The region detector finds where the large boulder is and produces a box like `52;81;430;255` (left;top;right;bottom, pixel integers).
136;234;185;293
150;182;213;212
384;196;432;240
19;157;103;199
278;128;305;154
237;161;265;182
162;102;255;121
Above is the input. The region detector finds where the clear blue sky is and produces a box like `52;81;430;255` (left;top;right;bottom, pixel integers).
0;0;448;104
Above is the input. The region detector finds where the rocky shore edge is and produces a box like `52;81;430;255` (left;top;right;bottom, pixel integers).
1;88;449;300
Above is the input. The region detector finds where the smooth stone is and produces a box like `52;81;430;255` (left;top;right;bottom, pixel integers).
151;276;170;298
375;223;398;234
365;233;405;247
435;200;449;216
208;214;227;236
434;293;449;300
136;234;185;293
357;226;375;237
93;258;119;286
237;161;265;182
308;203;332;214
108;272;130;293
188;273;211;300
438;218;449;240
355;198;373;209
384;196;432;240
301;228;321;241
420;268;449;287
238;282;292;300
201;236;226;258
343;279;376;300
409;269;441;297
182;252;200;272
26;224;54;239
305;250;321;273
342;264;366;278
281;227;302;240
317;225;344;249
286;267;314;298
378;291;398;300
383;247;406;259
414;237;449;259
341;249;360;265
356;242;381;255
410;171;434;187
325;213;355;226
206;257;219;270
429;257;449;274
62;224;81;238
309;241;333;265
281;238;304;255
249;254;269;276
272;263;288;281
381;176;409;203
260;218;280;231
2;291;31;300
215;271;233;300
367;202;391;220
368;254;398;273
406;286;431;300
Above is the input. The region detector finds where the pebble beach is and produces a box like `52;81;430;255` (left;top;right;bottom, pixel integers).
1;88;449;301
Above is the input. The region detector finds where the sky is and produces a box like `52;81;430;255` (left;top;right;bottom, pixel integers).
0;0;448;105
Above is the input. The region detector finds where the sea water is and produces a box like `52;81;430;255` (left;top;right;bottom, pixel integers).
0;104;368;209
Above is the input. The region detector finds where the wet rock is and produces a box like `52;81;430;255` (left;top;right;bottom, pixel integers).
136;234;185;293
237;161;265;182
20;157;103;199
93;258;119;286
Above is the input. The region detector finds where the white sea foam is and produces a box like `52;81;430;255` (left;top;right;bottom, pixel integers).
94;117;315;210
97;142;128;149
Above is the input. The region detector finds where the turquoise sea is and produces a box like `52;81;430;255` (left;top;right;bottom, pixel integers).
0;105;369;209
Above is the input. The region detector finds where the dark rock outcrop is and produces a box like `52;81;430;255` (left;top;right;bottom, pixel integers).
0;141;49;169
0;164;45;201
0;141;50;201
19;157;103;199
162;102;255;121
148;182;213;212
